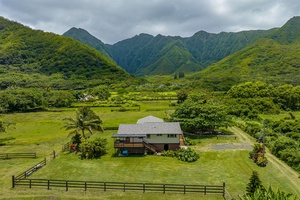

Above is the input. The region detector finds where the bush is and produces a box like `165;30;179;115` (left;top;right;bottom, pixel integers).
176;148;200;162
80;138;107;159
70;133;82;151
161;150;176;157
161;148;200;162
249;143;268;167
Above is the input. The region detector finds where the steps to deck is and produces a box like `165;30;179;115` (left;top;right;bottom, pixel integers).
143;141;157;153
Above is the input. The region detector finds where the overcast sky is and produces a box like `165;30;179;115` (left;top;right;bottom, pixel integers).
0;0;299;44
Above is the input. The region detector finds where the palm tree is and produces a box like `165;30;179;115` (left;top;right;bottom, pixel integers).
63;107;103;140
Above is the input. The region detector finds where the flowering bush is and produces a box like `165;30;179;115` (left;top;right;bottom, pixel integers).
249;143;268;167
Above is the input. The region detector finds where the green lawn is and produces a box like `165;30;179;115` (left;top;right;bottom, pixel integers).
0;102;299;199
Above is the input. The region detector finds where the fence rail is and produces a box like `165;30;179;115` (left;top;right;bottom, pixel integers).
12;178;225;196
13;158;46;186
0;153;36;159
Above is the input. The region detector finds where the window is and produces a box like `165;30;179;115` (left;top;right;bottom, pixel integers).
157;134;162;136
167;134;177;138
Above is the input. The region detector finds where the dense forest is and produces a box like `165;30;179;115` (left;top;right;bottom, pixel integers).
0;16;141;90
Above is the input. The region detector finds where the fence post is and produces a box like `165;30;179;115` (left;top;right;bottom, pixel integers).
184;185;186;194
104;182;106;191
53;150;56;159
223;182;225;197
85;181;87;191
143;183;145;193
48;180;50;190
12;176;15;188
123;182;126;192
29;179;32;188
163;184;165;194
204;186;206;195
66;180;68;191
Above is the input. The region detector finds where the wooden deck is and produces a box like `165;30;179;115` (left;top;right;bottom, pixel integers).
114;142;144;148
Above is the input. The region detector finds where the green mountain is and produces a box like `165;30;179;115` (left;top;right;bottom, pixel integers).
63;27;112;58
0;17;136;89
109;30;274;76
190;17;300;91
109;34;203;76
64;27;274;76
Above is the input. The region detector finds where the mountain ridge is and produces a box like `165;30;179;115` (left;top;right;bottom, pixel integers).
64;26;276;76
189;16;300;90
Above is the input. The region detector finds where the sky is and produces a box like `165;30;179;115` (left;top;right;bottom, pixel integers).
0;0;300;44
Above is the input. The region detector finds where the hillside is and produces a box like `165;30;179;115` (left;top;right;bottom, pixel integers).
64;27;274;76
0;16;136;89
63;27;112;58
190;17;300;91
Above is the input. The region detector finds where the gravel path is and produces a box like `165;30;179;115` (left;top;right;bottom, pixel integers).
211;143;252;150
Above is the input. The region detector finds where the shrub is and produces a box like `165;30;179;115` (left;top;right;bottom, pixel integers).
80;138;107;159
161;150;176;157
161;148;200;162
70;133;82;151
184;137;197;146
249;143;268;167
176;148;200;162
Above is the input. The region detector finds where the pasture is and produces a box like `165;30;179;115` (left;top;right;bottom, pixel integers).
0;100;299;199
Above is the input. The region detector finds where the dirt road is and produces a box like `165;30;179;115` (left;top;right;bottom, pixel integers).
228;126;300;192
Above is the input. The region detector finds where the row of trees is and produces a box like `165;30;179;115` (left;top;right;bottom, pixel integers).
0;88;74;112
0;85;113;112
235;119;300;173
227;82;300;111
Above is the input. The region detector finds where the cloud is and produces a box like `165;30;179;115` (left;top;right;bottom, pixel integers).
0;0;299;44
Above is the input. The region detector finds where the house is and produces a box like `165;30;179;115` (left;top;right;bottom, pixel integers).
112;116;185;154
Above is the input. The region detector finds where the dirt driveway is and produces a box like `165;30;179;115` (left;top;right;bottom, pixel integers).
228;127;300;191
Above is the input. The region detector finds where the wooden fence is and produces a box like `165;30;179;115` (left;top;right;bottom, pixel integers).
13;158;46;185
12;178;225;196
0;153;36;159
62;142;70;151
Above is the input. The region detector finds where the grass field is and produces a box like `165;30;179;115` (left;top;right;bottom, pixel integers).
1;101;299;199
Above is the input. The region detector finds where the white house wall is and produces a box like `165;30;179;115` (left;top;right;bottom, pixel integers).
144;134;180;144
130;138;143;143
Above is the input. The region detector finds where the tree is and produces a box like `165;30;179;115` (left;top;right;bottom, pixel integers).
174;73;178;79
0;115;16;133
246;171;263;197
178;71;185;78
46;90;75;107
80;137;108;159
177;90;188;104
91;85;111;100
170;99;231;133
63;107;104;140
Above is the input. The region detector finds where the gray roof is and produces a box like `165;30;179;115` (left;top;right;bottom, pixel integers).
137;115;164;124
112;134;146;138
115;122;182;136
